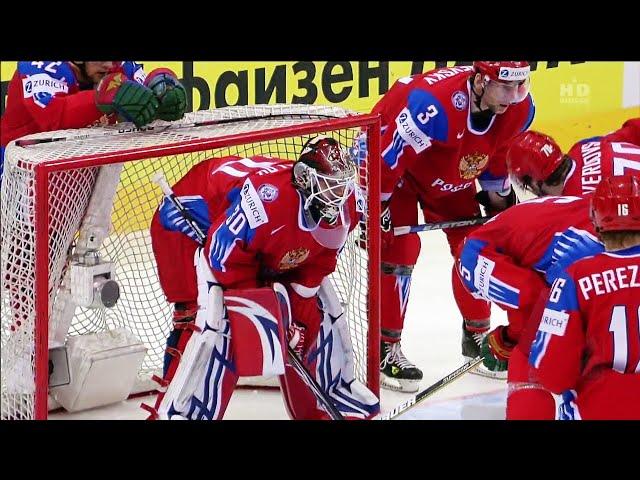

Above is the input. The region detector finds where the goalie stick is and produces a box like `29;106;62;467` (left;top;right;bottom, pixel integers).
394;216;491;236
152;171;345;421
375;356;484;420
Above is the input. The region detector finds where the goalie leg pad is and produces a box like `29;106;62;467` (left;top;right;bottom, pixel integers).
156;248;238;420
157;322;238;420
225;288;287;377
277;281;380;420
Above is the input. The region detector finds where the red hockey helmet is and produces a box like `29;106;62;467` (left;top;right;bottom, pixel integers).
473;61;531;104
506;130;564;187
294;136;357;224
591;175;640;232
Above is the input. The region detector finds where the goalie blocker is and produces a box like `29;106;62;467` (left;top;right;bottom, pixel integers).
145;249;379;420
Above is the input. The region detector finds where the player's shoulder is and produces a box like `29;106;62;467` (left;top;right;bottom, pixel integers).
563;249;612;278
411;67;472;114
417;65;475;90
396;74;472;144
17;61;77;85
547;226;605;282
243;163;299;223
500;194;581;219
494;195;589;237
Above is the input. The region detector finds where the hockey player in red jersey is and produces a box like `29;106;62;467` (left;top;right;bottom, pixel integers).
530;175;640;420
506;117;640;197
146;136;379;420
457;195;602;418
1;61;187;179
458;121;640;418
371;61;535;390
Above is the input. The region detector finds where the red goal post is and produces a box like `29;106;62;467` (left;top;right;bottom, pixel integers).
0;105;381;420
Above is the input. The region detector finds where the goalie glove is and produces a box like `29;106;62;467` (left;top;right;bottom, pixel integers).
480;325;516;372
95;72;159;128
145;68;188;121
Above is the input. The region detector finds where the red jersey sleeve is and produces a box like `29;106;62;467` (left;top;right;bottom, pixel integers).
529;266;585;393
603;117;640;145
372;77;451;200
204;177;269;289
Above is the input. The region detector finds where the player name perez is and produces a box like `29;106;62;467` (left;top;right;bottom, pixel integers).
577;264;640;300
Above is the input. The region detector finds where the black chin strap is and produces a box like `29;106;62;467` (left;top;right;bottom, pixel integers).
469;78;495;130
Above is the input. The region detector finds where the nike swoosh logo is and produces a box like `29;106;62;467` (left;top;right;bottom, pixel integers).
271;225;285;235
457;131;465;139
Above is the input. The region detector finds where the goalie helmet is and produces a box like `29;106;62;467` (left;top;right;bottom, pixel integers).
293;136;357;225
591;175;640;233
473;61;531;104
506;130;564;188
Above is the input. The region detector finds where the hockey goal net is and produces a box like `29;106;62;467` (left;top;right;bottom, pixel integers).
0;104;381;420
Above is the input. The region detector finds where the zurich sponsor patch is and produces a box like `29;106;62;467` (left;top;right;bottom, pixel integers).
258;183;279;202
451;90;468;111
498;66;530;81
539;308;569;336
474;255;495;298
240;179;268;229
22;73;68;99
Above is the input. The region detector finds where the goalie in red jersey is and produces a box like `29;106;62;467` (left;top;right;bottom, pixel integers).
146;136;379;420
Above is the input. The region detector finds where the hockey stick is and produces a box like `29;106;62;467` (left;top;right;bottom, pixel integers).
375;356;484;420
151;171;345;420
394;216;491;236
14;113;338;147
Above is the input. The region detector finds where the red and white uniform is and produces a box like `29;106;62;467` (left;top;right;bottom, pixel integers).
151;155;358;343
457;195;602;419
372;65;535;340
530;246;640;419
149;155;379;420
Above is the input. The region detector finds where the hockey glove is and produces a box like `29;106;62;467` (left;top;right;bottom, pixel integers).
145;68;187;121
480;325;516;372
357;202;393;250
96;72;159;128
475;187;518;217
380;202;395;250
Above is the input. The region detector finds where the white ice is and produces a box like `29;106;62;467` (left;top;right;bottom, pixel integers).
50;227;511;420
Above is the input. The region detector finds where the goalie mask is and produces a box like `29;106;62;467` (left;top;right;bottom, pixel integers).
293;136;357;225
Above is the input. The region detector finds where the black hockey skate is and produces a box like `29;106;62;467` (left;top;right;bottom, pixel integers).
380;341;423;393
